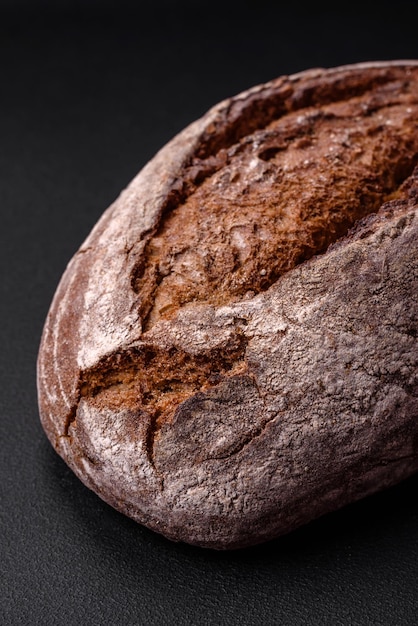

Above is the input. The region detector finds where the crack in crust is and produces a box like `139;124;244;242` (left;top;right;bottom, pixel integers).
66;331;249;466
131;67;418;331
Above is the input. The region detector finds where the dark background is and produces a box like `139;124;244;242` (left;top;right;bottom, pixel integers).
1;1;417;624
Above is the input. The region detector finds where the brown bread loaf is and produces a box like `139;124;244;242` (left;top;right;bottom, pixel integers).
37;61;418;549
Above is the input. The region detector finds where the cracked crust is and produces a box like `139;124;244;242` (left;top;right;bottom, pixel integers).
37;61;418;549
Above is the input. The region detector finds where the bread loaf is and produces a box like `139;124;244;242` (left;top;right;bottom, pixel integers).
37;61;418;549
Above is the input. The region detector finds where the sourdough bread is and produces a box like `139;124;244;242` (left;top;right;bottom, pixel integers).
37;61;418;549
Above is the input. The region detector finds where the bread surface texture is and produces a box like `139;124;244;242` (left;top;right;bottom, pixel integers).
37;61;418;549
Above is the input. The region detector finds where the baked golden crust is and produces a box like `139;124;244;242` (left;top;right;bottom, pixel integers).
37;61;418;549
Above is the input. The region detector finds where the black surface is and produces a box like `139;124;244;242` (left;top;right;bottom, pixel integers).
1;2;417;624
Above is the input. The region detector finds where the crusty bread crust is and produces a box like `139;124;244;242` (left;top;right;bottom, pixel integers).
37;61;418;549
